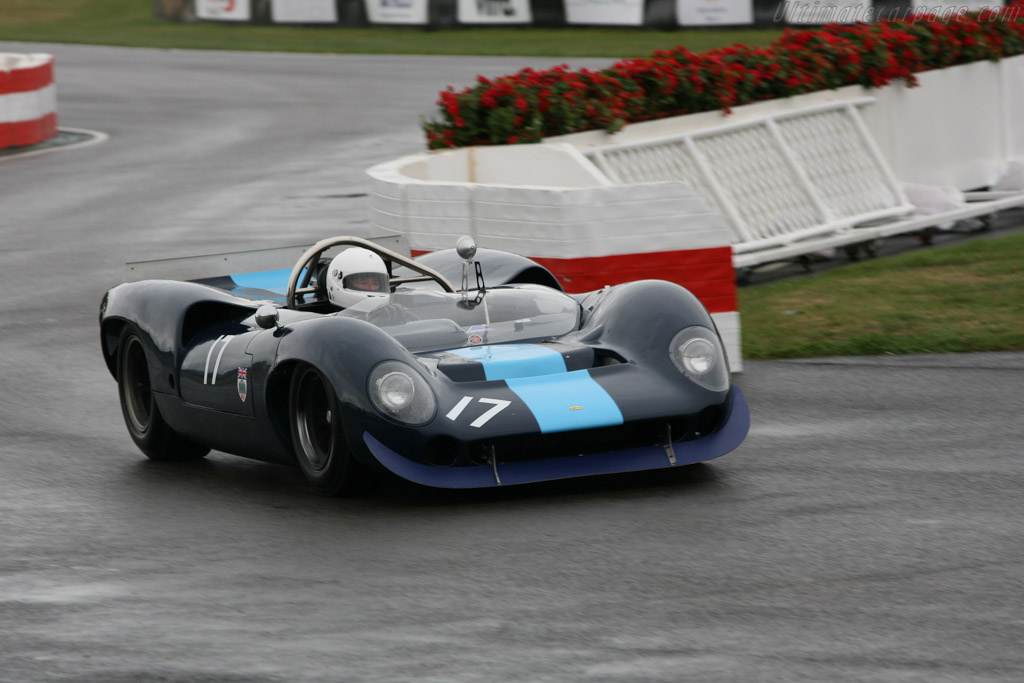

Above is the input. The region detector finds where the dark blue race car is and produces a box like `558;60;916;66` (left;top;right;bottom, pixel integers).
100;236;749;495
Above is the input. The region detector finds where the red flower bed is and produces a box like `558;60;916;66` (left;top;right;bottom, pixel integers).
423;3;1024;150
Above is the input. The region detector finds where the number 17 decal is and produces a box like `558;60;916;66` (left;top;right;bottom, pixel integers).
446;396;511;428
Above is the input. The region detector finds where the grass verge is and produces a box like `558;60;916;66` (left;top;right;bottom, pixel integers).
739;232;1024;359
0;0;781;57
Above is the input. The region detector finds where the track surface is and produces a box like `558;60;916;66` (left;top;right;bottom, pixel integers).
1;43;1022;682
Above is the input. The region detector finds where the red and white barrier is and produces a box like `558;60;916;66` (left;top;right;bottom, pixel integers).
0;53;58;150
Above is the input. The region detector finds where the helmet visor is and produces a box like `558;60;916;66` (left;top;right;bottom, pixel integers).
343;271;389;293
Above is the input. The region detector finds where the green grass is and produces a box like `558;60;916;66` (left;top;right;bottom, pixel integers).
0;0;780;57
739;233;1024;359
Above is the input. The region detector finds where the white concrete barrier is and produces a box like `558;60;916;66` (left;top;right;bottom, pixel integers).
1002;55;1024;160
0;53;57;149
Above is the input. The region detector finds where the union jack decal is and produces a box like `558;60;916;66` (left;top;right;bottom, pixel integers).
237;367;248;403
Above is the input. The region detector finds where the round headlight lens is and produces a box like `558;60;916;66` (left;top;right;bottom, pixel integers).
679;337;716;375
369;361;436;425
669;326;730;392
377;371;415;411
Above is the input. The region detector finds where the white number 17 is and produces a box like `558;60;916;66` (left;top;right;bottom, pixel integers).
445;396;511;428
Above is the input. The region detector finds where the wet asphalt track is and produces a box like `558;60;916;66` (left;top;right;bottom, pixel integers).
1;43;1022;682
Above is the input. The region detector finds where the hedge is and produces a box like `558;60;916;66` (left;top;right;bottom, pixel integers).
423;3;1024;149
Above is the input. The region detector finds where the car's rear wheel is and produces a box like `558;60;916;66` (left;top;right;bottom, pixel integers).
117;328;209;461
289;364;374;496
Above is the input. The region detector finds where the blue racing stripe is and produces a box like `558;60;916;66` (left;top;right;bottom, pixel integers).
506;370;623;434
230;268;295;294
446;344;566;381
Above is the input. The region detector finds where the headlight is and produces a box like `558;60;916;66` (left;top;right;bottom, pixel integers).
368;361;436;425
669;326;730;392
377;372;415;411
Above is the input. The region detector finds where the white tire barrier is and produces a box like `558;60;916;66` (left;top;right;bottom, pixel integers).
1;53;57;150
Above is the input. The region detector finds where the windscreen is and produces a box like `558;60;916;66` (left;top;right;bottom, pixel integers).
336;287;581;353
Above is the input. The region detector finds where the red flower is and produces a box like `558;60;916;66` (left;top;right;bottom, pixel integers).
424;5;1024;148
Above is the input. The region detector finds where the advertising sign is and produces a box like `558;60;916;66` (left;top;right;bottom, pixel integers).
781;0;872;23
564;0;644;25
271;0;339;23
365;0;429;23
196;0;252;21
677;0;753;25
458;0;533;23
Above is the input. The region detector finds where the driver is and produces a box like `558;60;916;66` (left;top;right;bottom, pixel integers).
325;247;390;310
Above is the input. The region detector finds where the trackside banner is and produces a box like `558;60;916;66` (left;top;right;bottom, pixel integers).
458;0;533;23
365;0;429;23
677;0;753;25
196;0;252;21
271;0;339;22
564;0;644;25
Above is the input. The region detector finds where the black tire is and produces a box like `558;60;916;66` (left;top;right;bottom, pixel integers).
288;365;374;496
117;328;209;461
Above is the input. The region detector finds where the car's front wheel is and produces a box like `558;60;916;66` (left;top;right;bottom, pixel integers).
117;328;209;461
288;364;374;496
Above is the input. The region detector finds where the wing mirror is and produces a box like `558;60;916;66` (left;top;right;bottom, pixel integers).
455;236;486;308
456;235;477;261
255;305;281;330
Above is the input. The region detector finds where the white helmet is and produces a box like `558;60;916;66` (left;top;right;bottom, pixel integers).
325;247;390;309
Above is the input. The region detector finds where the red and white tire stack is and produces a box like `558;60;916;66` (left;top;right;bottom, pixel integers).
1;53;58;149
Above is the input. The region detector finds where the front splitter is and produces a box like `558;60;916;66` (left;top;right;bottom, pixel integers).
363;387;750;489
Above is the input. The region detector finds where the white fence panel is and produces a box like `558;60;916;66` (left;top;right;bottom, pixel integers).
586;99;922;264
